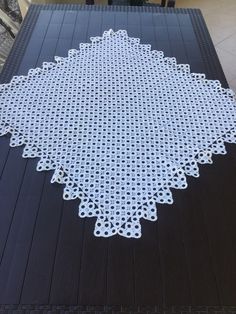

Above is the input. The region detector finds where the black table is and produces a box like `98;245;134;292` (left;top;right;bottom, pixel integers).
0;5;236;314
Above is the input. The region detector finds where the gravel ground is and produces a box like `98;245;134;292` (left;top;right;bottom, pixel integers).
7;0;21;12
0;0;21;72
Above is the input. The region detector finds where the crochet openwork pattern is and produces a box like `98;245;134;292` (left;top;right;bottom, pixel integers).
0;30;236;238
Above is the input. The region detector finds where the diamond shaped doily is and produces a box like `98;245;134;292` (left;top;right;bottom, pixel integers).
0;29;236;238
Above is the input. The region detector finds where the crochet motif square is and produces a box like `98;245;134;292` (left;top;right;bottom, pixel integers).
0;30;236;238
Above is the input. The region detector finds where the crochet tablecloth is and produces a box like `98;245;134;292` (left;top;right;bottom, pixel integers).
0;30;236;238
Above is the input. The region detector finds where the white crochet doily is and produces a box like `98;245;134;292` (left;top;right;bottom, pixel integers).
0;29;236;238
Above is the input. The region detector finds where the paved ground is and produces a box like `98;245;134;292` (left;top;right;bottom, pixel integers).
0;0;20;71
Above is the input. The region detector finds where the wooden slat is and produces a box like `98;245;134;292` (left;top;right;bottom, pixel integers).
199;145;236;305
0;159;45;304
0;136;10;178
134;221;163;305
49;200;84;305
49;12;86;305
178;175;219;305
158;198;191;305
78;220;108;305
19;173;64;304
107;238;135;305
0;147;27;261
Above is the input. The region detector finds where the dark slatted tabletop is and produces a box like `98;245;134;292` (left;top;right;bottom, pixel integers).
0;4;236;314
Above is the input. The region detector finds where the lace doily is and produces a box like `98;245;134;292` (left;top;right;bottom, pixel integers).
0;29;236;238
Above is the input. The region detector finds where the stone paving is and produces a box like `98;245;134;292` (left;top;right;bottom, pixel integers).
0;0;20;72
